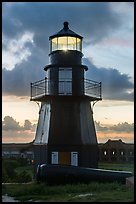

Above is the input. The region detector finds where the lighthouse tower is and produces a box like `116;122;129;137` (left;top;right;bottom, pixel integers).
30;22;102;176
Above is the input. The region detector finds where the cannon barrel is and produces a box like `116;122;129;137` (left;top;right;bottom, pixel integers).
36;164;133;185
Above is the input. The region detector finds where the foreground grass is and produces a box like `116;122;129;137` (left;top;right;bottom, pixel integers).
98;162;134;173
2;181;134;202
2;162;134;202
15;165;34;178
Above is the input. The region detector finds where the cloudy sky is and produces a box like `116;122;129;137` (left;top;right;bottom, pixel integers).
2;2;134;143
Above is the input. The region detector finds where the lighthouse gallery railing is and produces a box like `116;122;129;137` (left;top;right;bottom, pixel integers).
30;78;101;100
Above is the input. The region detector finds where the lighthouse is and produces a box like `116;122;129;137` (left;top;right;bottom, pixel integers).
30;22;102;176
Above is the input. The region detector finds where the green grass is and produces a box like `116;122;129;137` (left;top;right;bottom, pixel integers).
2;182;134;202
15;165;34;178
2;162;134;202
98;162;134;173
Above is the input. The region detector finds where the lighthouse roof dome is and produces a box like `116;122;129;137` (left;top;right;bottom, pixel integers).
49;22;83;40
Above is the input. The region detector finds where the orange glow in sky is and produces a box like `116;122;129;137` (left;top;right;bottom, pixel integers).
2;2;134;144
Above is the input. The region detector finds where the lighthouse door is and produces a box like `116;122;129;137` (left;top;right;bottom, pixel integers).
59;68;72;95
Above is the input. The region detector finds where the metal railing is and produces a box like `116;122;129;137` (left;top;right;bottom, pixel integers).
31;78;47;99
30;78;102;100
84;79;101;99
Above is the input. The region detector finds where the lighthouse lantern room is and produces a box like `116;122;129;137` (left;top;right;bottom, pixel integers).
30;22;102;176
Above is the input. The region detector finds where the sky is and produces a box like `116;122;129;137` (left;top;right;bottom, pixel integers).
2;2;134;144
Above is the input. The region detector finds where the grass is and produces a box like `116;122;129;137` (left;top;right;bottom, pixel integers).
98;162;134;173
2;162;134;202
15;165;34;178
2;181;134;202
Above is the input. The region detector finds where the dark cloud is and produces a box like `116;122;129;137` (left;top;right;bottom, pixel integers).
2;2;133;101
24;120;31;130
95;121;134;133
2;115;133;143
2;116;36;142
3;115;133;134
2;56;134;101
2;116;37;131
2;116;21;131
2;47;47;96
83;58;134;101
2;2;122;50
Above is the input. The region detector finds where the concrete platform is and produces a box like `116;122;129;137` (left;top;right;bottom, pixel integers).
126;176;134;188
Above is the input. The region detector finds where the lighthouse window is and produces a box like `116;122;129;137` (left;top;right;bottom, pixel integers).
104;151;107;156
59;68;72;95
51;36;82;52
51;37;58;52
58;37;67;51
51;152;58;164
71;152;78;166
76;38;82;51
67;37;76;50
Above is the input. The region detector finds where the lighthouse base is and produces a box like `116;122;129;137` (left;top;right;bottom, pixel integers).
34;97;99;177
34;144;98;177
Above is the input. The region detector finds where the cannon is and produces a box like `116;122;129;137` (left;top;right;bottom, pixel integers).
36;164;133;185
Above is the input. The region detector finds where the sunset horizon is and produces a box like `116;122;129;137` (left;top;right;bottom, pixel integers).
2;2;134;144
